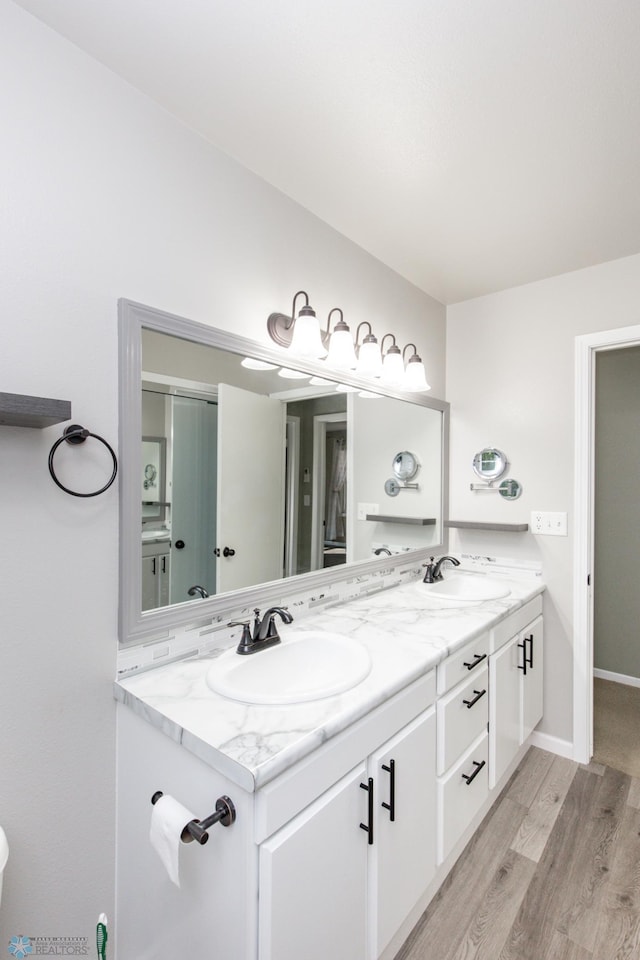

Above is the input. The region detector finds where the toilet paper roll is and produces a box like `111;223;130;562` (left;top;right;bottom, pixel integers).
149;795;197;887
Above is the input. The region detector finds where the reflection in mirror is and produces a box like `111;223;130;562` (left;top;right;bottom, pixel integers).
119;300;449;644
472;447;508;481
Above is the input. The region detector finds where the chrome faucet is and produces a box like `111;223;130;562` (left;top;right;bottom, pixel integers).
188;585;209;599
422;555;460;583
229;606;294;655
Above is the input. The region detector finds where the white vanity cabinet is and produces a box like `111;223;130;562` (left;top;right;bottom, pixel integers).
142;539;170;610
259;706;437;960
488;597;544;788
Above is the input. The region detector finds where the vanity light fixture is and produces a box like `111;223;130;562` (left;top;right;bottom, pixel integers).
267;290;327;359
403;343;431;392
355;322;382;377
380;334;405;385
325;308;357;369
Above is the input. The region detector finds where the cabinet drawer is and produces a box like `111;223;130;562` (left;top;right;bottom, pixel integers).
437;666;488;775
437;633;489;696
437;731;489;864
490;595;543;653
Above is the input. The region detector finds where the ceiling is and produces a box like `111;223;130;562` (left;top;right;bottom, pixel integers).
12;0;640;304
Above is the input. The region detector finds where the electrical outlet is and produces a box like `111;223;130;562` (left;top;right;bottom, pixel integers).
530;511;568;536
357;502;379;521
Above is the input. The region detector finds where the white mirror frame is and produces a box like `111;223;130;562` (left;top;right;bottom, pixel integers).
119;299;450;644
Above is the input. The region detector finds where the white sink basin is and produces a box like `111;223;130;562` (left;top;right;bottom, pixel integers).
205;631;372;705
415;574;511;603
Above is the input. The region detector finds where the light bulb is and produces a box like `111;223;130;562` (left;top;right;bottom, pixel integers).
289;306;327;359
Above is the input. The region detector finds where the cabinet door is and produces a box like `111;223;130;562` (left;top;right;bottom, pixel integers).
369;709;436;960
141;554;159;611
489;635;521;788
259;763;368;960
437;732;489;865
522;616;544;741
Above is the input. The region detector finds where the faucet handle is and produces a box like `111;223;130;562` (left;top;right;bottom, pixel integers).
228;620;253;652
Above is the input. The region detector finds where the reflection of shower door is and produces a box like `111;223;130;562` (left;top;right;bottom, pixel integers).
311;414;348;570
170;396;217;604
216;383;286;593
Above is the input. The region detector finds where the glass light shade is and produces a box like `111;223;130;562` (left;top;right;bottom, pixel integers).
326;325;357;369
278;367;311;380
289;309;327;359
404;356;431;392
356;338;382;377
241;357;277;370
381;348;405;385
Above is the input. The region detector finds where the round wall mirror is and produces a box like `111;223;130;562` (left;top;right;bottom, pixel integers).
392;450;420;482
472;447;508;482
498;478;522;500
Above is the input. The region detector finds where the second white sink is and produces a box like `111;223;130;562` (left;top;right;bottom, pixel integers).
205;631;372;705
415;573;511;603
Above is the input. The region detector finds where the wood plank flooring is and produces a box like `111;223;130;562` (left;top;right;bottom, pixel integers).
395;748;640;960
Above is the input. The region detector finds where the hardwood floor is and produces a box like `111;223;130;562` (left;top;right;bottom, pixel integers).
395;748;640;960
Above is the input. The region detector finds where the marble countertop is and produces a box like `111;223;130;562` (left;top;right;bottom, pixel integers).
115;571;543;793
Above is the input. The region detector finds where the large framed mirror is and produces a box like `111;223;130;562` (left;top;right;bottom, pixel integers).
119;299;449;644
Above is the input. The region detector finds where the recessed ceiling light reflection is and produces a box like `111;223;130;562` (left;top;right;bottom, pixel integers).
309;376;334;386
241;357;278;370
358;391;383;399
278;367;311;380
335;383;359;393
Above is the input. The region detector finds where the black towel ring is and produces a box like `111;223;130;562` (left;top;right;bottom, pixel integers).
48;424;118;498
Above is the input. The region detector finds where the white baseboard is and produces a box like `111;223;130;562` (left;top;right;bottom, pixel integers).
594;668;640;689
528;730;575;760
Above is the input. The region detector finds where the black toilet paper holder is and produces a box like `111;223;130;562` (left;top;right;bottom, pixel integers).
151;791;236;845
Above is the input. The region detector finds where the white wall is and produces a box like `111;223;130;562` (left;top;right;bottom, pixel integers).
0;1;445;942
446;252;640;746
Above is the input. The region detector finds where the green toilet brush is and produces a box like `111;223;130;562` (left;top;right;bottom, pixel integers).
96;914;108;960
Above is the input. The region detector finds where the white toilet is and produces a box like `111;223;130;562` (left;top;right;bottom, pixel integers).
0;826;8;906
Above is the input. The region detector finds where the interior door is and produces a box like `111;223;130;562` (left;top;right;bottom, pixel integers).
216;383;286;593
170;395;217;604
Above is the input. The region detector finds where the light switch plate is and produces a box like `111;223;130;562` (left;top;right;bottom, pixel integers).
530;511;568;536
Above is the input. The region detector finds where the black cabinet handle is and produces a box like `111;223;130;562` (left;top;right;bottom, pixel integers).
463;653;487;671
517;641;527;675
175;540;185;550
360;778;374;845
525;633;534;668
381;759;395;822
223;546;236;558
461;760;486;785
161;556;167;574
151;557;156;575
462;688;487;709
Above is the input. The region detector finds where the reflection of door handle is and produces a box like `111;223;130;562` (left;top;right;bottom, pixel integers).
175;540;185;549
223;547;235;558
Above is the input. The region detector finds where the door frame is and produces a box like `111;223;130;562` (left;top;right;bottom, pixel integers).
284;416;301;578
573;323;640;763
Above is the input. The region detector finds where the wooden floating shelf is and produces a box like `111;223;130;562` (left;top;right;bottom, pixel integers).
445;521;529;532
0;392;71;428
366;515;436;525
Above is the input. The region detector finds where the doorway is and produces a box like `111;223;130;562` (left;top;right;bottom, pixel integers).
574;323;640;764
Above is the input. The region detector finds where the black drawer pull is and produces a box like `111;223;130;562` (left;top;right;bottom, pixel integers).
360;778;374;845
463;653;487;671
381;759;396;822
461;760;486;785
462;688;486;709
517;641;527;675
525;633;534;668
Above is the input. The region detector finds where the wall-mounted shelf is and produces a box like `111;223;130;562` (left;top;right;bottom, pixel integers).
0;392;71;428
445;521;529;532
367;515;436;525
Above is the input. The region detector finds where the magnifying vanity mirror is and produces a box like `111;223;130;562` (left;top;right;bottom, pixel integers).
472;447;508;481
119;299;449;644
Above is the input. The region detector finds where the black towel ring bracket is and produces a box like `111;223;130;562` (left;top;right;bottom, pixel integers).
48;424;118;498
